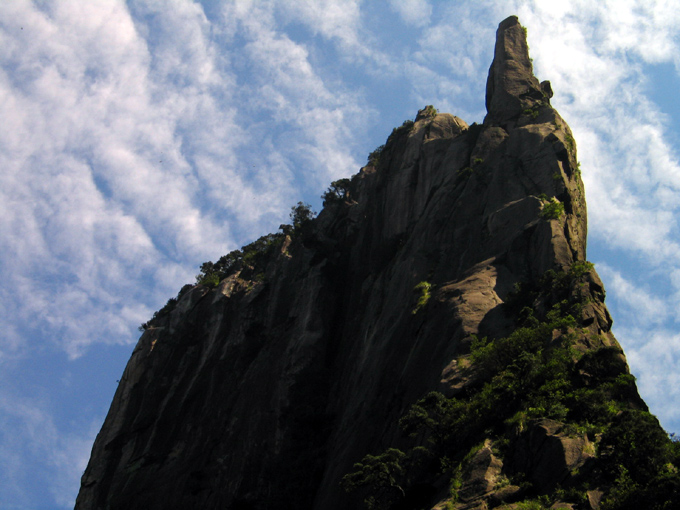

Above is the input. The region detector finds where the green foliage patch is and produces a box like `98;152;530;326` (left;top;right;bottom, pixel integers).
400;303;582;457
140;202;317;330
456;166;474;182
197;271;220;287
420;104;438;119
389;119;415;140
322;178;352;206
343;261;679;509
346;263;599;507
564;133;576;157
200;231;287;286
341;448;408;510
540;198;565;220
598;411;680;510
412;281;432;314
138;296;178;331
287;201;317;234
367;144;385;166
523;105;541;119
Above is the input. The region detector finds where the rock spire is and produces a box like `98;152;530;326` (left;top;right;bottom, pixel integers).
485;15;545;124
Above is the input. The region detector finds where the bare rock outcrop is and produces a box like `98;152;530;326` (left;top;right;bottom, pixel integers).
510;420;594;493
485;15;544;124
459;441;504;502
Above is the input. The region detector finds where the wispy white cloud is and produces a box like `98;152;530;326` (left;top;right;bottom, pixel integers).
388;0;432;28
617;327;680;429
276;0;366;56
0;0;380;360
220;1;370;191
0;393;99;508
594;0;680;65
0;0;243;358
369;4;497;122
596;263;670;325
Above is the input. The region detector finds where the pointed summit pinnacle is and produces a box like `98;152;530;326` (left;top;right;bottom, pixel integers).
484;16;547;124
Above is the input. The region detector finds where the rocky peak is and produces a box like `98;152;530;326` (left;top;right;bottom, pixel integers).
75;17;677;510
485;16;545;125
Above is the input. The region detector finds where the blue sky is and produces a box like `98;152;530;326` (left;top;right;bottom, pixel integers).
1;1;680;508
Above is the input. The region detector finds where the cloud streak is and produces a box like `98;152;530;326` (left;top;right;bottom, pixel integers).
0;0;223;357
0;392;98;508
617;327;680;429
0;0;373;358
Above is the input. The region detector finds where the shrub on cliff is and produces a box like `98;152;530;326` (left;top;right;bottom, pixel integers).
280;201;316;239
367;144;385;166
322;178;352;206
341;448;407;510
412;281;432;314
388;119;414;140
540;198;564;220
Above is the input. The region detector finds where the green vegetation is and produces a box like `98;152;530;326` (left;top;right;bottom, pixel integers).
564;132;576;157
447;466;463;504
389;119;415;140
347;301;584;505
196;271;220;287
322;178;352;206
340;448;408;510
599;412;680;509
540;198;565;220
202;231;287;285
412;281;432;314
456;166;474;182
367;144;385;166
420;105;438;119
523;105;541;119
398;305;582;463
365;117;419;170
504;261;594;321
287;201;317;234
366;108;436;171
456;157;483;183
343;260;680;509
140;202;317;331
138;296;178;331
514;499;550;510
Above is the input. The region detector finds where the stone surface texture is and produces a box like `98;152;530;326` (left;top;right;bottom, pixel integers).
76;17;642;510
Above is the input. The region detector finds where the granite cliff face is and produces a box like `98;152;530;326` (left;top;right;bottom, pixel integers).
76;17;676;510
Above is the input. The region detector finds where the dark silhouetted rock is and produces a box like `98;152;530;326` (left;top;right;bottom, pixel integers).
75;16;661;510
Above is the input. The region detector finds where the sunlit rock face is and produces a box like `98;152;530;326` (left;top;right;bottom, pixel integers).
76;16;651;510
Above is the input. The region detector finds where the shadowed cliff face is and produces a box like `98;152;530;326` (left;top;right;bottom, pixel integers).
76;17;655;510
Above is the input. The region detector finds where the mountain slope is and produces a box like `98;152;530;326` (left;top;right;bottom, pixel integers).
75;16;678;510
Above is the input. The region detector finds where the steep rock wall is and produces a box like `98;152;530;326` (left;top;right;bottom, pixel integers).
76;17;648;510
